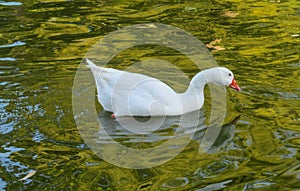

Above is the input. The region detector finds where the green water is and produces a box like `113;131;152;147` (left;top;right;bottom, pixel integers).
0;0;300;190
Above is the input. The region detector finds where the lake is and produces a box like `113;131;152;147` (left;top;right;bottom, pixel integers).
0;0;299;190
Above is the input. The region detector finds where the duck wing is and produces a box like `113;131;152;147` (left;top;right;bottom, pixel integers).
87;59;180;116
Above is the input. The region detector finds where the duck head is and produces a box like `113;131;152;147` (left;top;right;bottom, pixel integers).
204;67;241;91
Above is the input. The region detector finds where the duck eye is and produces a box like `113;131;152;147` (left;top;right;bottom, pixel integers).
228;73;232;77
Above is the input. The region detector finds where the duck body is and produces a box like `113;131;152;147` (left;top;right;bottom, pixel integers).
86;59;240;116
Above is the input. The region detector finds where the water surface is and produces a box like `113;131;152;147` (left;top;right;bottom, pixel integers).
0;0;299;190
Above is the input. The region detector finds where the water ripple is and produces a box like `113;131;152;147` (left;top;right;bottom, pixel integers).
0;1;22;6
0;178;7;190
0;145;27;173
161;177;189;189
0;41;25;49
0;57;16;61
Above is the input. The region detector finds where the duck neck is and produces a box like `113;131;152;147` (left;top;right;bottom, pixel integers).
188;72;208;93
179;72;208;112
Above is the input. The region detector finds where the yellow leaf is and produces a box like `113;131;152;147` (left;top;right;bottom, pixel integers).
205;39;225;52
224;11;239;18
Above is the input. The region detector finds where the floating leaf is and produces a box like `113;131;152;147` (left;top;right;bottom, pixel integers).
205;39;225;52
209;39;222;45
224;11;239;18
19;170;36;181
210;45;225;51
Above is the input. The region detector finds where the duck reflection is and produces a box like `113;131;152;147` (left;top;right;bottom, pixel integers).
97;110;240;153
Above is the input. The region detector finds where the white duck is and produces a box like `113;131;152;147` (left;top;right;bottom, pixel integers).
86;59;240;117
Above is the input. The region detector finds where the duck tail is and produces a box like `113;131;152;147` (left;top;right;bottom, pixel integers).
85;58;97;68
85;58;106;71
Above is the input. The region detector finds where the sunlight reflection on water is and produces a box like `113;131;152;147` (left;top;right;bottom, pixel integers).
0;0;299;190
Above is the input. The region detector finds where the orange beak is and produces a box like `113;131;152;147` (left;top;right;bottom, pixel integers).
229;79;241;91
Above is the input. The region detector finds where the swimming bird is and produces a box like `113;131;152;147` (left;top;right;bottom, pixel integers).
86;59;240;117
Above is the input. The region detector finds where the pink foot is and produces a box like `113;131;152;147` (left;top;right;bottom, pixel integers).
111;113;116;118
